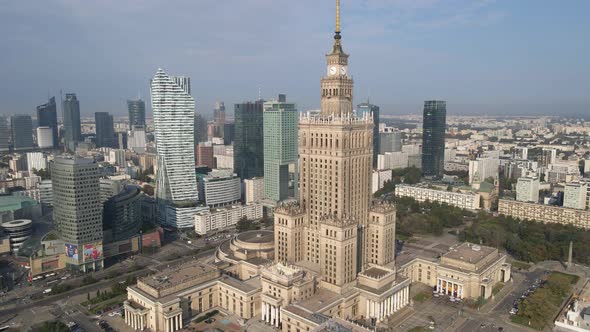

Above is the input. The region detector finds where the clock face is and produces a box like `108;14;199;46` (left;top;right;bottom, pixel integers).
329;66;337;75
340;67;347;75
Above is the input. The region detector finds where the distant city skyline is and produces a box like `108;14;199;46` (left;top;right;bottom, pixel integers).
1;1;589;117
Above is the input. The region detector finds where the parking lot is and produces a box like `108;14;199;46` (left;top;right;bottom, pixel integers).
493;269;547;317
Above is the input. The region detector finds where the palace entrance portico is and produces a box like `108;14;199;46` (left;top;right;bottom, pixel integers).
261;294;282;328
436;278;463;299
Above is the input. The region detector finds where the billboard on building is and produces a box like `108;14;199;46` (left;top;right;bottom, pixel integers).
83;242;103;262
64;243;79;260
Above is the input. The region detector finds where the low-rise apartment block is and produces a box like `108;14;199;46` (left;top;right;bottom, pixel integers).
395;184;480;210
194;203;263;235
498;199;590;229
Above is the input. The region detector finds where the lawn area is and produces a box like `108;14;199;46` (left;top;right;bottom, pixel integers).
511;261;531;271
511;272;578;330
86;294;127;314
412;291;432;303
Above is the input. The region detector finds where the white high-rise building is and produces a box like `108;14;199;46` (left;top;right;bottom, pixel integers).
36;127;54;149
514;147;528;160
564;182;588;210
377;151;408;170
243;177;264;204
128;126;146;153
516;177;540;203
39;179;53;207
468;158;500;185
26;152;47;173
151;69;200;228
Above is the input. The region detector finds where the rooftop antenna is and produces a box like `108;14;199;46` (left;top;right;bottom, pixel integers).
258;87;262;101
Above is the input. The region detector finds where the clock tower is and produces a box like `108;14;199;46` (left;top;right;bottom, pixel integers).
320;0;354;117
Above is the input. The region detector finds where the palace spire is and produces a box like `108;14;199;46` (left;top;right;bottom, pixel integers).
332;0;344;54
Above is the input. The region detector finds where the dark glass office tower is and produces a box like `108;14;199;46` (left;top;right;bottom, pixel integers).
213;101;225;138
194;113;208;144
127;99;146;130
357;102;380;168
234;100;264;180
0;115;8;152
95;112;116;148
422;100;446;178
223;122;235;145
11;115;34;150
63;93;82;151
36;97;58;148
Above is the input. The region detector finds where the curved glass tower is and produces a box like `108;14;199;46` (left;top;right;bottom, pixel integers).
151;68;201;228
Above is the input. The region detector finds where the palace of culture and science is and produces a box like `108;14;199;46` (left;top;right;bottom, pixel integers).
123;2;510;331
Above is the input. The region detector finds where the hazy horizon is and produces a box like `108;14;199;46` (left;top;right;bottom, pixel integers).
1;0;589;118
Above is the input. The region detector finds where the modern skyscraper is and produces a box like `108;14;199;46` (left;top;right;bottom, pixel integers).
194;113;208;144
36;97;59;148
10;115;34;150
36;127;54;148
357;102;380;168
223;122;235;145
151;69;201;228
127;99;146;130
63;93;82;151
234;100;264;180
263;94;298;202
213;101;226;138
95;112;116;148
103;185;143;242
52;156;103;272
422;100;446;178
0;115;8;152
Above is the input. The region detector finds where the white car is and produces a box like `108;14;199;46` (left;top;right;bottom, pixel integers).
43;289;52;294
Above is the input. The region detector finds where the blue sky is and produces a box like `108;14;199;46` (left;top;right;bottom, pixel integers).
1;0;589;117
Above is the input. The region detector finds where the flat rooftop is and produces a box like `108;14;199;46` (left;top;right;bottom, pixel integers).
443;243;495;264
219;276;261;293
296;289;342;312
140;261;217;290
361;266;390;279
395;240;448;268
236;230;274;244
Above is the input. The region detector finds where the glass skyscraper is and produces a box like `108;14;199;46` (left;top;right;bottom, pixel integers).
151;69;201;228
127;99;146;130
36;96;58;148
357;102;380;168
95;112;116;148
422;100;446;178
10;115;34;150
194;113;208;144
263;94;298;202
0;115;8;152
63;93;82;151
234;100;264;180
